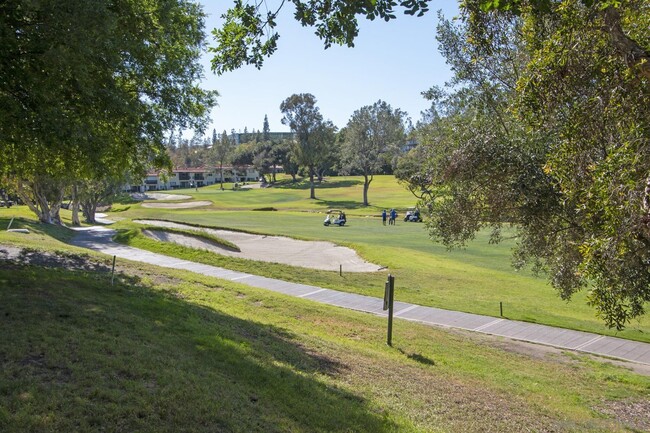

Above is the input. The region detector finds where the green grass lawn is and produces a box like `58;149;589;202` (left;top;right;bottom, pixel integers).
155;175;419;213
1;253;649;432
2;174;649;343
93;175;650;342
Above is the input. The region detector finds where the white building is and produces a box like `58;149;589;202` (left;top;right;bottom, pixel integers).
125;166;260;192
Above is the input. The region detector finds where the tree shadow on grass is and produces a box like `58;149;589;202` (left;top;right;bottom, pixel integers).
0;248;116;274
0;259;396;433
0;216;75;244
314;199;367;210
272;178;363;191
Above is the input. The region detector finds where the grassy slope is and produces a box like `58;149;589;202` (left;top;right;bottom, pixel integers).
96;176;650;342
1;252;649;433
154;176;417;213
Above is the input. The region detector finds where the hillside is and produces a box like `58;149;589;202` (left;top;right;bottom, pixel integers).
1;247;649;432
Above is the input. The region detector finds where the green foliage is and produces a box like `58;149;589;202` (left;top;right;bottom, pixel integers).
211;0;432;73
402;1;650;329
210;0;281;74
280;94;336;199
211;129;236;189
211;0;643;75
342;100;407;205
0;0;217;222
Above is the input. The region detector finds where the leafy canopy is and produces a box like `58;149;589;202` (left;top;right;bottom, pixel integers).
0;0;216;221
210;0;631;74
400;0;650;329
342;100;406;205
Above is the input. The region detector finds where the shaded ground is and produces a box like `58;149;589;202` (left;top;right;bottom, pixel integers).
0;245;110;273
135;220;383;272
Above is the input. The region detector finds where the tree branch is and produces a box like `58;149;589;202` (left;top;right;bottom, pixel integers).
602;6;650;80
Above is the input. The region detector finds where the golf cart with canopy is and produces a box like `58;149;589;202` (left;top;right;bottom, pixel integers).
404;207;422;222
324;209;347;226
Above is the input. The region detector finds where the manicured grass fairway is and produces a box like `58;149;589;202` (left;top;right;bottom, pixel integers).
101;175;650;342
183;175;416;213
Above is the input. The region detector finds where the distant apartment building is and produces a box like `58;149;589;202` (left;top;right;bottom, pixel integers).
401;138;418;153
229;131;295;145
125;166;261;192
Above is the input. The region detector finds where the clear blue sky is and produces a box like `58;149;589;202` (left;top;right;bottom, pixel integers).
198;1;460;135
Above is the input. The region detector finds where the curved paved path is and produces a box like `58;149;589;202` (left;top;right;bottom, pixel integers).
71;226;650;367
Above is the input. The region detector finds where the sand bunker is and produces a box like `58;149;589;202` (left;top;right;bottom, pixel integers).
141;200;212;209
132;193;192;201
135;220;382;272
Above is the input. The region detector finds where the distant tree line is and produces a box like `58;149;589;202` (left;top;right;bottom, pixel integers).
166;96;411;205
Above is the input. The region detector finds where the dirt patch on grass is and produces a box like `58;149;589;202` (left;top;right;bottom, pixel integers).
596;399;650;431
0;245;110;272
334;348;564;432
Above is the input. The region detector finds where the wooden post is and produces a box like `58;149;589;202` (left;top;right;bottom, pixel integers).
500;301;503;317
384;274;395;346
111;255;116;286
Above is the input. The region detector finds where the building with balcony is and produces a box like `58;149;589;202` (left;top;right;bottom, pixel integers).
125;166;261;192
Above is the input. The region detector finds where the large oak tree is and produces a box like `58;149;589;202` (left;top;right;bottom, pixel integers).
280;93;335;199
0;0;216;223
342;100;406;206
397;1;650;329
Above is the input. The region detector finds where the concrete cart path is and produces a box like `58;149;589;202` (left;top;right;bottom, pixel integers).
71;226;650;367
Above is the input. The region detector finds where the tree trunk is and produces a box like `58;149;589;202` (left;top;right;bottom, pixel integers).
16;185;50;223
220;163;224;190
82;200;97;224
363;173;373;206
49;203;62;225
71;184;81;226
16;180;59;224
603;7;650;80
309;165;316;199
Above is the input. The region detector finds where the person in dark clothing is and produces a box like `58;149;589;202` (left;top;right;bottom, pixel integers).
389;209;397;225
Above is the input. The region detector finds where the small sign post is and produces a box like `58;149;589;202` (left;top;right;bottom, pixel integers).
111;255;116;286
383;274;395;346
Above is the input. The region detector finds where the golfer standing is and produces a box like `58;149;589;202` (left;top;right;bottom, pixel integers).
390;209;397;225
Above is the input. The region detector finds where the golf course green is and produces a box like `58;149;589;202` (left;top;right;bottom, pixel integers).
99;175;650;342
